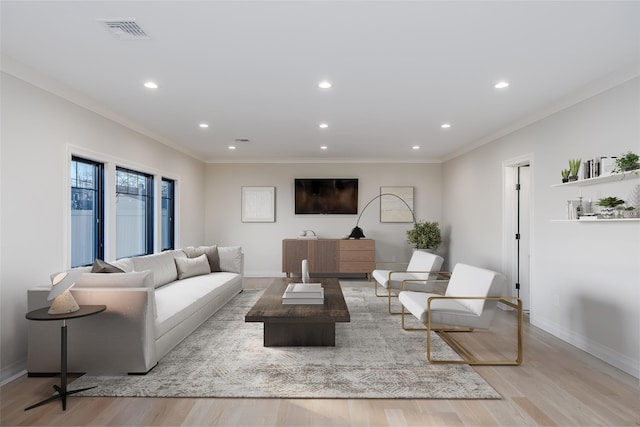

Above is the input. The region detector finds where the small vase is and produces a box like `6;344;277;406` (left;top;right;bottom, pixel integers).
600;207;615;219
562;178;569;183
568;176;578;182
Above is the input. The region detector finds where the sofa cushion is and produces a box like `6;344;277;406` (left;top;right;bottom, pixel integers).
183;245;220;272
218;246;243;273
133;250;186;288
90;259;125;273
175;254;211;280
74;270;154;289
111;258;134;273
154;272;242;339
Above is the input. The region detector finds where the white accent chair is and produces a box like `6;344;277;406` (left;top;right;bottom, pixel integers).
398;263;523;365
372;251;447;314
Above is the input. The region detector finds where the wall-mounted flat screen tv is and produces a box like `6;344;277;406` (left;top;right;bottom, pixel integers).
295;178;358;214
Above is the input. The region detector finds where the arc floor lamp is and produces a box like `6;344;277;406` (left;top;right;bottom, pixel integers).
348;193;416;239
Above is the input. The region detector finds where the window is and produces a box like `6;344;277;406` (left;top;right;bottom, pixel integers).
116;167;153;258
71;157;104;267
161;178;175;250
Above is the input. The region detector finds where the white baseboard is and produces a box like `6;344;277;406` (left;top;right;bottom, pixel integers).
1;361;26;386
532;317;639;379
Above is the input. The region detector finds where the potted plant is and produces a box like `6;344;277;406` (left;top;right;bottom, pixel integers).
561;169;570;183
597;196;625;218
568;158;581;181
614;151;640;173
407;220;442;250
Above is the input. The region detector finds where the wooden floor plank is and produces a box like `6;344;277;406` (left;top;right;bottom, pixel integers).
2;278;639;427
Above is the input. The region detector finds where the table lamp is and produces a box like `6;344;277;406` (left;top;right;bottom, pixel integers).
48;269;83;314
348;193;416;239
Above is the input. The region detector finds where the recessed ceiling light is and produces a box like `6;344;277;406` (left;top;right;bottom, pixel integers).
199;123;209;128
320;145;328;150
494;81;510;89
319;123;329;129
412;146;420;150
318;81;332;89
441;123;451;129
144;81;158;89
228;146;236;150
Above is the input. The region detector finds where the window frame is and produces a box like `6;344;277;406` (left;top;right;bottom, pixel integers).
70;156;104;267
161;177;176;251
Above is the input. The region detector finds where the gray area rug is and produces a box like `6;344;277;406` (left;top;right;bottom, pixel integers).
71;285;500;399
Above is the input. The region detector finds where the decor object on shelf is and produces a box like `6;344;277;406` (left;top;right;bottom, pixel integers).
597;196;625;218
406;220;442;250
627;185;640;217
47;269;84;314
561;169;570;183
614;151;640;173
380;186;414;222
241;186;275;222
349;193;416;239
297;229;317;239
568;158;581;181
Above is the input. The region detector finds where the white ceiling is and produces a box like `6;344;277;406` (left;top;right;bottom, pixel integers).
1;1;639;163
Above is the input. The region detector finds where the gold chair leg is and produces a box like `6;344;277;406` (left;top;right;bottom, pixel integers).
374;281;388;297
426;298;523;366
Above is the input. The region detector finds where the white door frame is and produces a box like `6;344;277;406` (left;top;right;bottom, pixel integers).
502;154;534;312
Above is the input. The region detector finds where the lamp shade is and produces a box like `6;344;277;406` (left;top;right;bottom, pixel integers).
349;193;416;239
48;269;83;301
47;269;84;314
348;226;365;239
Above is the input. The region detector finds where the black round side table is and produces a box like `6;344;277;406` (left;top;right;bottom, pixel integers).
24;305;106;411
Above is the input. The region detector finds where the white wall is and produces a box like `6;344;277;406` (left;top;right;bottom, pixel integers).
442;77;640;378
0;72;207;382
204;163;443;276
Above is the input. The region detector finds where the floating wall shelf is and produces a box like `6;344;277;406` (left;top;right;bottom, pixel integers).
551;170;639;188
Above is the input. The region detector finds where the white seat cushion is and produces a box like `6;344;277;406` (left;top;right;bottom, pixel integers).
372;251;444;292
154;272;241;339
372;270;435;292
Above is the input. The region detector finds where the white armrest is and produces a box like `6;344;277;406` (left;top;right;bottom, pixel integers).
27;287;157;375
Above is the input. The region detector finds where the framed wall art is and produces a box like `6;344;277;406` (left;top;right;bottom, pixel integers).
380;186;414;223
241;186;276;222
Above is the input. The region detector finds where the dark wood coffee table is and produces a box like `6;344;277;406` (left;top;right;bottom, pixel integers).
245;278;350;346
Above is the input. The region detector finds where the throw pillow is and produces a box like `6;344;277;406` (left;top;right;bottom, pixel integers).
218;246;243;273
175;254;211;280
90;259;125;273
183;245;221;272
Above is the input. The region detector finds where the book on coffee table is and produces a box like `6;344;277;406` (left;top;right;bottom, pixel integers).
282;283;324;304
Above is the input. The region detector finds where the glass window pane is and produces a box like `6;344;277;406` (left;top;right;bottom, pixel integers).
116;167;153;258
161;178;175;250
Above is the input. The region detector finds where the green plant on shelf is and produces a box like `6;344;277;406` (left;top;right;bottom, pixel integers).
568;158;581;181
596;197;625;208
561;169;570;182
614;151;640;173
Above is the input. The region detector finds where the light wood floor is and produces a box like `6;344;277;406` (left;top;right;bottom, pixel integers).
2;278;639;426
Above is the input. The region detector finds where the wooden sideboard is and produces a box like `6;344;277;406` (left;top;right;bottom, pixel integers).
282;239;375;278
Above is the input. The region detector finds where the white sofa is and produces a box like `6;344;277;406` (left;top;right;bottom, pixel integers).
27;246;243;375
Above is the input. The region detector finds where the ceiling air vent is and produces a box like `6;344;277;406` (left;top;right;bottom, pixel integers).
98;19;150;40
